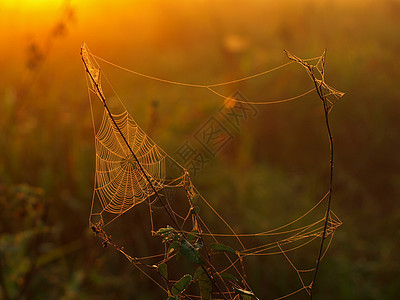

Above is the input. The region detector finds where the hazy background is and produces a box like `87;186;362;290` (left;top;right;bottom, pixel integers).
1;0;399;299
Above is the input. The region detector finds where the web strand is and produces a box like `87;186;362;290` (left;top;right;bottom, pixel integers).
94;54;321;106
82;43;343;299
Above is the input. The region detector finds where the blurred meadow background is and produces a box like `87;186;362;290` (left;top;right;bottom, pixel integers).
1;0;399;299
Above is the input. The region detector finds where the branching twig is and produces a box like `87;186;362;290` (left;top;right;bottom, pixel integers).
284;49;338;299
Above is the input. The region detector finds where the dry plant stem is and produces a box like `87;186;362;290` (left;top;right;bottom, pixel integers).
81;53;228;299
309;71;334;300
283;49;336;298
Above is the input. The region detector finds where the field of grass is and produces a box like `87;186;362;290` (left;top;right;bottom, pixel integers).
1;0;399;299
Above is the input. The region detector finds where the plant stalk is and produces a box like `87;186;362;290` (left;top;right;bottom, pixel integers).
308;68;334;300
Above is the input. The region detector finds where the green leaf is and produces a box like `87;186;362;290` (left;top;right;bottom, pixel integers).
163;236;173;243
155;226;174;236
193;266;205;281
233;287;259;299
199;274;212;299
194;239;203;251
209;243;235;254
194;267;212;299
168;241;180;255
220;272;238;282
171;274;192;296
180;240;203;265
158;263;167;279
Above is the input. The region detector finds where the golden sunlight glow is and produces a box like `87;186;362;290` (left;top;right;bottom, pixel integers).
1;0;64;9
0;0;72;33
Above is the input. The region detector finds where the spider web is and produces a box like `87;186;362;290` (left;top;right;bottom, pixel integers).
284;49;345;112
94;110;167;216
82;43;343;299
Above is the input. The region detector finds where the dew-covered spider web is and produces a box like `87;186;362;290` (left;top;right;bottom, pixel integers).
94;110;168;217
81;43;344;299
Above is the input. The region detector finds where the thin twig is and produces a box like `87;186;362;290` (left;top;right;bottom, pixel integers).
306;61;334;300
284;49;336;299
309;76;334;299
